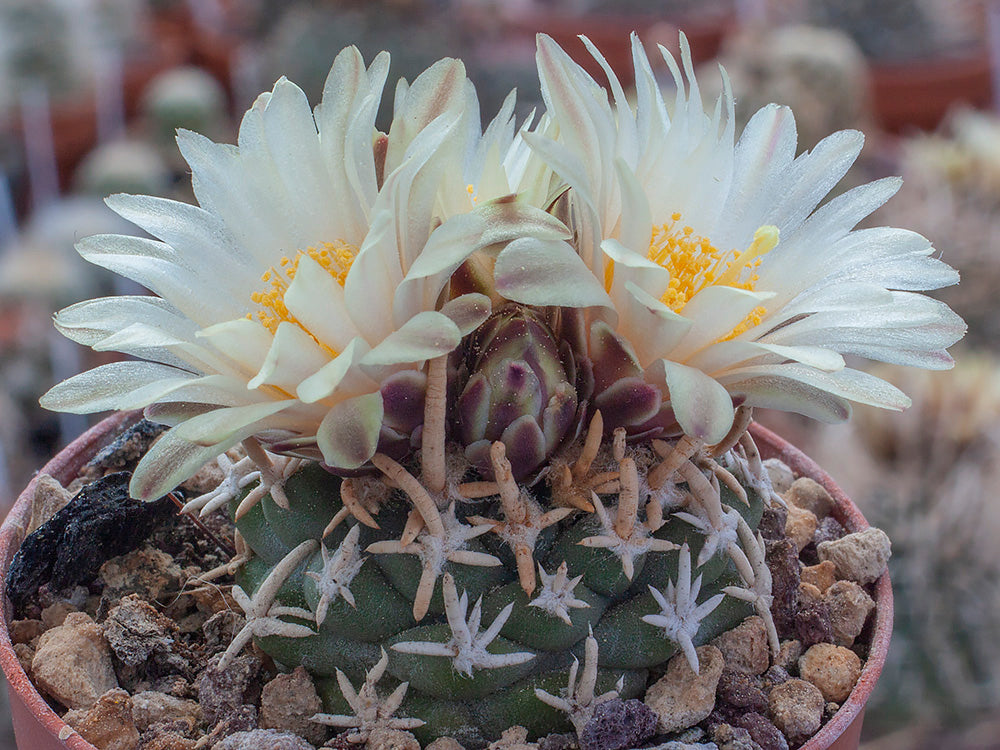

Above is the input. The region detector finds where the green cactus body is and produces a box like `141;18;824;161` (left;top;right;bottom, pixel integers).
230;440;770;745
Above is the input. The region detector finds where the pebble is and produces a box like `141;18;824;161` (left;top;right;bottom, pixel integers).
139;726;199;750
732;712;788;750
102;594;177;666
32;611;118;710
716;670;768;713
367;728;423;750
784;505;818;553
711;617;770;675
28;474;73;534
768;679;824;742
427;738;468;750
9;618;44;644
41;601;79;629
260;666;326;746
131;691;201;732
202;610;245;654
710;722;762;750
793;599;833;648
580;699;657;750
762;667;791;690
203;704;258;745
212;728;315;749
784;478;834;519
490;726;538;750
798;583;823;607
798;643;862;703
63;688;140;750
763;459;794;495
645;646;725;733
812;516;845;546
196;652;265;727
13;643;34;675
800;561;837;593
757;505;788;543
818;527;891;584
99;548;182;604
764;539;799;635
825;581;875;647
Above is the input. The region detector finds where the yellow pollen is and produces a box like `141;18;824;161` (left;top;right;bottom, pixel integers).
466;183;479;204
603;216;779;340
253;240;358;343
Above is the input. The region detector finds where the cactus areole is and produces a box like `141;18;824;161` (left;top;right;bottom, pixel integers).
34;28;964;750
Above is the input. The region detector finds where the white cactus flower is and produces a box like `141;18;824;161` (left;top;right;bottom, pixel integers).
496;32;965;445
41;47;566;501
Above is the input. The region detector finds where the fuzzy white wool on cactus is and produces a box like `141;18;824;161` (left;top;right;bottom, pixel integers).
40;46;566;501
495;32;966;445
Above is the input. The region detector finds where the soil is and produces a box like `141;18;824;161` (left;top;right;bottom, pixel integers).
5;420;885;750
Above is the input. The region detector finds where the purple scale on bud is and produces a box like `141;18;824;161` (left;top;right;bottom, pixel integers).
457;305;581;479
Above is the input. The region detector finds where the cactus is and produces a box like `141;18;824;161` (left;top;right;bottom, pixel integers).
182;351;778;747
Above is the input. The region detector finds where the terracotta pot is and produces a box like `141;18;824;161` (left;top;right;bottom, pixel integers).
0;414;891;750
870;52;993;134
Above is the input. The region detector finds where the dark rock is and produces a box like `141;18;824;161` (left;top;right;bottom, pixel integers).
813;516;846;546
762;666;791;690
82;419;166;478
197;653;265;727
579;699;658;750
202;611;245;655
765;539;800;636
203;704;258;745
733;712;789;750
7;473;175;612
794;601;834;648
539;733;578;750
716;670;768;713
758;505;788;542
212;728;315;749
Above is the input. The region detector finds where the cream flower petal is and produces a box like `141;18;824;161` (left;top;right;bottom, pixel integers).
316;392;384;469
40;362;197;413
521;33;964;433
495;237;611;308
247;322;332;392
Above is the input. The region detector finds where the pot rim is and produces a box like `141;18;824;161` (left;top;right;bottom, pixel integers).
0;414;891;750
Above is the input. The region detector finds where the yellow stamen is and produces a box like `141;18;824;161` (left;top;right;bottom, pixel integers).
604;215;779;340
252;240;358;351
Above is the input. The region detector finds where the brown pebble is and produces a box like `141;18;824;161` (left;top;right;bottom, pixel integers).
784;478;834;518
813;516;846;546
799;643;862;703
766;539;800;635
13;643;34;675
10;619;45;645
801;561;837;593
260;667;326;746
711;616;771;675
65;688;140;750
426;738;467;750
131;691;201;732
784;505;818;553
28;474;73;534
32;612;118;710
817;527;891;584
825;580;875;647
367;727;422;750
645;645;725;733
768;678;824;741
798;582;823;606
41;602;78;629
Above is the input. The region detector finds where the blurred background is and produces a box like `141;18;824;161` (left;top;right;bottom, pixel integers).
0;0;999;748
